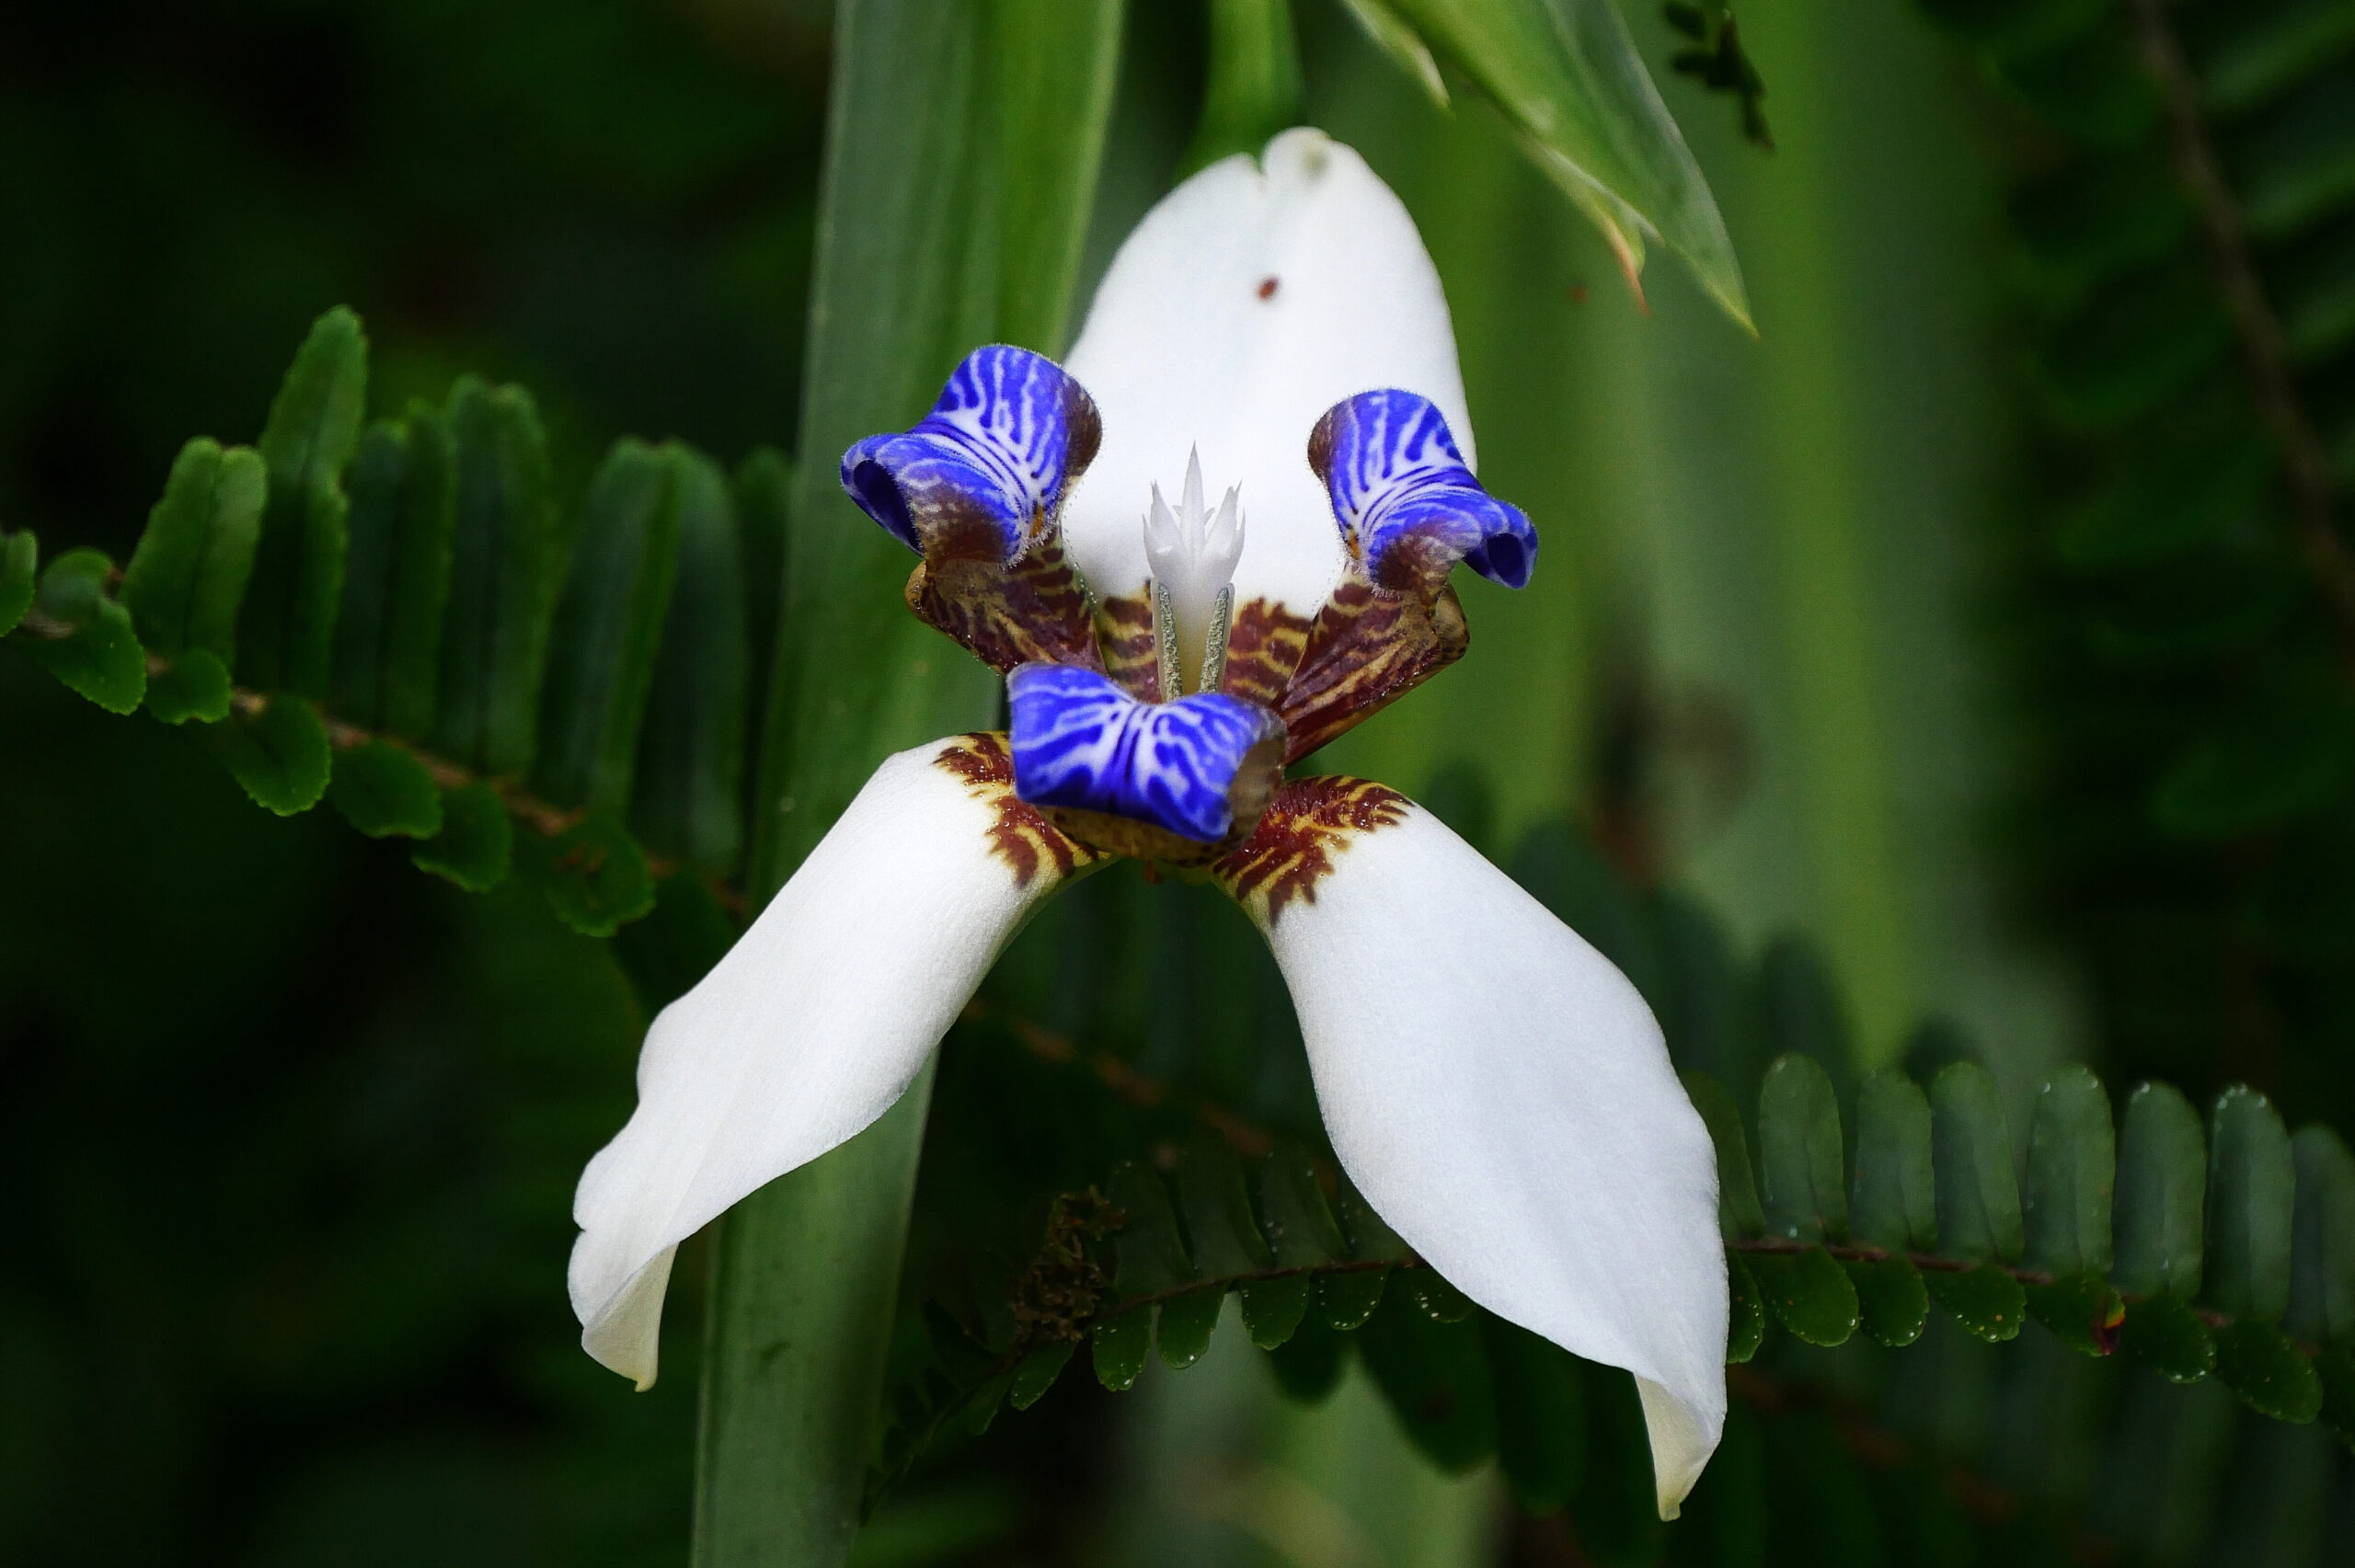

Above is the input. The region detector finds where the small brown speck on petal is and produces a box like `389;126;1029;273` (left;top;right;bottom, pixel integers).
1257;276;1280;301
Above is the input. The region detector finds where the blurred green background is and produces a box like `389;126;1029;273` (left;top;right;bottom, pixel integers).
8;0;2355;1562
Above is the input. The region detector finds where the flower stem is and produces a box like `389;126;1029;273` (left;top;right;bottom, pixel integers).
1183;0;1306;175
692;1067;936;1565
691;1;1120;1562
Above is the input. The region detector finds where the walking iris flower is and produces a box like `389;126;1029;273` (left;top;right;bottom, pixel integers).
570;131;1727;1516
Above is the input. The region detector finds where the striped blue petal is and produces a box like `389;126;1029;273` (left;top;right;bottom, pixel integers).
1310;389;1536;590
1008;664;1285;844
840;346;1101;563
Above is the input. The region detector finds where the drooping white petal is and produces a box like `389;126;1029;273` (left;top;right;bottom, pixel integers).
1063;129;1471;620
1249;805;1726;1516
569;739;1075;1387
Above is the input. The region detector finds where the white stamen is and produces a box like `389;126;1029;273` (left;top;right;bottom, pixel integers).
1143;447;1244;695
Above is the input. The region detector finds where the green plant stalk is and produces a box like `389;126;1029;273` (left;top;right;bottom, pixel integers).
694;1067;936;1564
1182;0;1305;174
695;2;1120;1563
1736;27;1913;1061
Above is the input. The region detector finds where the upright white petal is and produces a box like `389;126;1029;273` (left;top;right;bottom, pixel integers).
1064;129;1471;620
569;740;1077;1387
1251;805;1726;1516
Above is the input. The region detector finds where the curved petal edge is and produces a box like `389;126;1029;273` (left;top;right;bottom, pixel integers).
1226;795;1727;1516
569;735;1095;1386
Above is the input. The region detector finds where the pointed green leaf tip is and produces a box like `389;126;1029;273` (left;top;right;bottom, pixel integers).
413;782;512;893
208;694;332;816
327;739;443;840
1185;0;1305;174
1929;1061;2023;1264
2206;1085;2296;1325
15;549;147;715
1757;1053;1847;1244
239;306;367;698
2024;1066;2116;1277
2116;1080;2208;1299
1344;0;1752;327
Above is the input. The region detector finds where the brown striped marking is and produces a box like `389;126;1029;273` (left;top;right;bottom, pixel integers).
933;732;1101;889
908;535;1102;676
1091;590;1162;703
1213;775;1409;927
1276;573;1468;761
1219;596;1314;711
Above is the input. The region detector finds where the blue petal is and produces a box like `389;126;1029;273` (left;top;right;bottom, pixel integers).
1008;665;1285;844
839;346;1102;562
1310;390;1537;590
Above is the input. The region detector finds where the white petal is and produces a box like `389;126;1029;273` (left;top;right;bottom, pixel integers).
1063;129;1471;620
1251;805;1726;1516
569;739;1073;1386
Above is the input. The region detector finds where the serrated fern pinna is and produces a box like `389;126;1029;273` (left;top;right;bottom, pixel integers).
2;307;778;990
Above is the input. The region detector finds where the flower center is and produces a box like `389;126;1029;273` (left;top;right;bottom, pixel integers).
1143;447;1242;698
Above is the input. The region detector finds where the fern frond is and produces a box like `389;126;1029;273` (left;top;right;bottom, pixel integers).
1;307;776;953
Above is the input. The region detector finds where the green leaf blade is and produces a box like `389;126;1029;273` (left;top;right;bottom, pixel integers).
1852;1069;1937;1253
2116;1080;2209;1299
1155;1288;1224;1369
1924;1262;2027;1343
1380;0;1750;326
1757;1052;1848;1244
535;441;684;815
2207;1085;2297;1324
1238;1275;1312;1349
1682;1070;1765;1238
2024;1065;2117;1276
1258;1142;1349;1267
327;739;444;840
144;648;232;725
13;549;147;715
633;446;749;876
1006;1339;1074;1411
2024;1272;2124;1357
520;812;656;936
1929;1060;2025;1263
1107;1162;1194;1297
208;694;332;815
1090;1307;1150;1391
1317;1266;1389;1332
2289;1125;2355;1346
2212;1320;2323;1423
239;306;367;697
1172;1130;1273;1280
120;438;267;660
1182;0;1304;174
2120;1292;2216;1383
333;408;456;738
1748;1246;1859;1345
1847;1254;1930;1348
411;782;514;893
432;378;558;778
